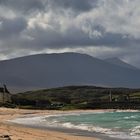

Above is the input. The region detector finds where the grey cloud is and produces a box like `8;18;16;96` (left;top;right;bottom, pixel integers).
0;0;139;48
25;24;136;49
123;54;140;68
94;32;135;47
0;0;44;14
0;0;97;15
0;0;139;68
26;26;90;48
47;0;97;12
0;17;27;39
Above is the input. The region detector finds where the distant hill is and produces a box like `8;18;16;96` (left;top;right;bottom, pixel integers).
104;57;138;70
13;85;140;101
11;86;140;109
0;52;140;92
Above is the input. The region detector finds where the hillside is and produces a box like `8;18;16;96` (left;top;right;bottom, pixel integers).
0;53;140;92
12;86;140;109
104;57;138;70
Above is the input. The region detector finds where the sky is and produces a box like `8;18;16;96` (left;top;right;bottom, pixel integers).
0;0;140;68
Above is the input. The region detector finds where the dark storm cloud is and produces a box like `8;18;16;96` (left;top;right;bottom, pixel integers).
26;26;91;48
0;0;140;67
25;24;136;49
0;17;27;39
0;0;97;14
47;0;97;12
0;0;44;13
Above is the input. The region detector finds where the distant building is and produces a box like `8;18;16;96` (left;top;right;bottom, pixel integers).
0;85;11;103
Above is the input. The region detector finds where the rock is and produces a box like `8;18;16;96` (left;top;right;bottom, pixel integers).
0;135;11;140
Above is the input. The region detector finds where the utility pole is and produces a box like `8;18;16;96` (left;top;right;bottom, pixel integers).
3;85;5;103
109;89;112;102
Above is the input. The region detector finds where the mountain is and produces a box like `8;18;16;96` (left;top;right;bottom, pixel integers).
0;52;140;92
104;57;138;70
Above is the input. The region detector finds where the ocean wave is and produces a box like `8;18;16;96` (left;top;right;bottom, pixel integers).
9;112;140;140
130;126;140;136
51;122;140;139
116;110;140;113
61;122;113;133
124;115;138;119
9;115;115;134
9;115;47;125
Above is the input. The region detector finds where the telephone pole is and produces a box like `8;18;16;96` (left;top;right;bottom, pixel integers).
3;85;5;103
109;89;112;102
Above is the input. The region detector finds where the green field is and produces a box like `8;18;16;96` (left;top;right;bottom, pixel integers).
11;86;140;110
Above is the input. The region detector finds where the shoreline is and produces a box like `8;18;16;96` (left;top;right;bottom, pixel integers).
0;108;139;140
8;123;122;140
0;108;105;140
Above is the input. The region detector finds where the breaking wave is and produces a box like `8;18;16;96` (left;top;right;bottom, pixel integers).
10;111;140;140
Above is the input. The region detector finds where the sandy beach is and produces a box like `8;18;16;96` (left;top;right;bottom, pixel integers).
0;108;101;140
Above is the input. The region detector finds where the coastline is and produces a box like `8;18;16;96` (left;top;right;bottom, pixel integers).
0;108;103;140
0;108;138;140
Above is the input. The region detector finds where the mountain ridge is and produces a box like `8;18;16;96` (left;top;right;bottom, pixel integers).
0;52;140;92
104;57;138;70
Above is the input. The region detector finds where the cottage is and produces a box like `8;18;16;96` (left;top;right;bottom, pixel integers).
0;85;11;103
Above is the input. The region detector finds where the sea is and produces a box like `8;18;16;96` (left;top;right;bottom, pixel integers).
10;111;140;140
